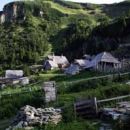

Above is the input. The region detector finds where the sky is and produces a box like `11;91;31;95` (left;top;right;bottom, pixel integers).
0;0;125;11
0;0;16;11
65;0;125;4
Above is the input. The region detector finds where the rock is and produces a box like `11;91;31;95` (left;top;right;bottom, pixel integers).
14;121;24;128
7;105;62;129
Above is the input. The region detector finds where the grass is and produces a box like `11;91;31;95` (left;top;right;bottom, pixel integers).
0;70;100;95
0;70;130;129
2;120;99;130
38;120;99;130
0;119;11;130
57;83;130;105
39;70;102;82
43;1;88;15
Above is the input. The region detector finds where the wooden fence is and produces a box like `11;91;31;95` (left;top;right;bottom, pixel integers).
74;94;130;119
74;97;98;118
0;72;130;99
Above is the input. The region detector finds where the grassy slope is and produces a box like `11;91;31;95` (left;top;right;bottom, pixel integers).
0;71;100;95
43;1;103;25
44;1;130;19
0;119;11;130
0;70;130;129
43;1;88;15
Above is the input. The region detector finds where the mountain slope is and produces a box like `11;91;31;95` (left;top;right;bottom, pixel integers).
0;0;130;70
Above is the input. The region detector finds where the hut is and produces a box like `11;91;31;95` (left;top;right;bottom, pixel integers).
48;55;69;68
44;60;58;70
44;55;69;70
64;64;80;75
86;52;121;72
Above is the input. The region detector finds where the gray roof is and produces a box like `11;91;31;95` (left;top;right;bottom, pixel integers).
87;52;120;68
75;59;90;67
48;55;69;65
45;60;58;68
65;64;80;75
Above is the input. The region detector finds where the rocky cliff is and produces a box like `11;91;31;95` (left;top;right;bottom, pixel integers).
0;1;25;24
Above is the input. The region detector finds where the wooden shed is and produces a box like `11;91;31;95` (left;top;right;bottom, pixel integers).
86;52;121;72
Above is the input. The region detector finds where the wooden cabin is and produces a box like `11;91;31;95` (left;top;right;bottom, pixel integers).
86;52;121;72
44;55;69;70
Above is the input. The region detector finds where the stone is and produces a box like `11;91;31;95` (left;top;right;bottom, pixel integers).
7;105;62;129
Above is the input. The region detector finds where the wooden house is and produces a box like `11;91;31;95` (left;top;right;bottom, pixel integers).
44;55;69;70
85;52;121;72
44;60;58;70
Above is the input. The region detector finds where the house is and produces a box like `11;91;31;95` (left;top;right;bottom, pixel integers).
44;55;69;70
44;60;58;70
64;64;80;75
85;52;121;72
5;70;24;79
74;59;90;70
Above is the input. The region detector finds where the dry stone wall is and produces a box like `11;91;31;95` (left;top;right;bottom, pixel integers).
6;105;62;130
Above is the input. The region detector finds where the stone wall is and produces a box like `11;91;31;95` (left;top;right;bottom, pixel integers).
6;105;62;130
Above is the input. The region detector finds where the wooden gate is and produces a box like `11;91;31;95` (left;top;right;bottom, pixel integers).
74;97;98;118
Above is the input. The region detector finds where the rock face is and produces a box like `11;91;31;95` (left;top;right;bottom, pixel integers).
6;105;62;130
0;1;44;24
0;2;25;24
0;11;5;24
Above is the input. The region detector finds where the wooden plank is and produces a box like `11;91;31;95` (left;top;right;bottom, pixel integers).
97;94;130;103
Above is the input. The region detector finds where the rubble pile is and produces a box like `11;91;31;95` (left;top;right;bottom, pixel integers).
6;105;62;130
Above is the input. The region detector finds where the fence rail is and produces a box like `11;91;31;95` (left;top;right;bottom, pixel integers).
0;72;130;98
63;72;130;85
97;94;130;103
